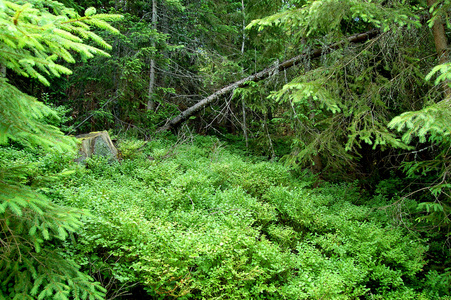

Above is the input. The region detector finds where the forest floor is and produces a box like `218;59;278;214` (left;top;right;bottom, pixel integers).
2;134;449;299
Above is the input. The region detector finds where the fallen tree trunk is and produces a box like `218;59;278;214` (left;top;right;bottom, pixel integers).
157;29;380;132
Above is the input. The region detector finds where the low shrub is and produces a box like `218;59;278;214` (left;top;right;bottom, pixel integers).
2;135;446;299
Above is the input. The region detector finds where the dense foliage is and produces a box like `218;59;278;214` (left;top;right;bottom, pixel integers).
0;0;120;298
1;0;451;298
2;135;449;299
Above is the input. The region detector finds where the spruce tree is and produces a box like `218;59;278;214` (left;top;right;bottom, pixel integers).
0;0;121;298
248;0;451;236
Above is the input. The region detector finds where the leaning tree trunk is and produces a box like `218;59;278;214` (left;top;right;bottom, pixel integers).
157;29;380;132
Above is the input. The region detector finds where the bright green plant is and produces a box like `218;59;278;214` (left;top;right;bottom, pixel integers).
0;0;121;298
117;138;148;160
44;135;433;299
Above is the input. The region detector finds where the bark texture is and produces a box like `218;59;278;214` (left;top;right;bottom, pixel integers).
147;0;157;111
428;0;451;99
157;29;380;132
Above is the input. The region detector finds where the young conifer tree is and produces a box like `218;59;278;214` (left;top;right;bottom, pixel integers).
0;0;121;298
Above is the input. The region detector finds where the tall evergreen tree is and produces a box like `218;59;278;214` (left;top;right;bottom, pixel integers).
246;0;424;174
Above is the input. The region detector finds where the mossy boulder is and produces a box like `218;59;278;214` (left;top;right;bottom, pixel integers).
75;131;118;163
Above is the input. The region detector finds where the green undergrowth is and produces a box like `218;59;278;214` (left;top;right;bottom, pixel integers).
1;135;450;299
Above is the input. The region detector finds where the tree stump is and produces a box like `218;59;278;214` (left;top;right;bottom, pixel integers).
75;131;118;163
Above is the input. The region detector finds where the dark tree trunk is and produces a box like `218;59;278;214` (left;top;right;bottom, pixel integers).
147;0;157;111
428;0;451;99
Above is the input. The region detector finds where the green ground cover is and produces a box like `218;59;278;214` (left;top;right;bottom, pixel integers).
2;134;449;299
